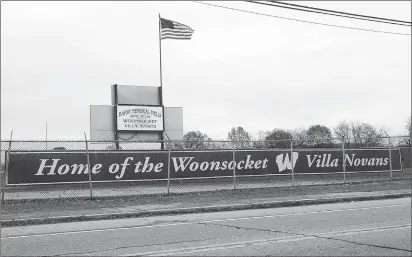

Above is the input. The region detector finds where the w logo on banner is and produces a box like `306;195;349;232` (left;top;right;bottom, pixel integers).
276;152;299;172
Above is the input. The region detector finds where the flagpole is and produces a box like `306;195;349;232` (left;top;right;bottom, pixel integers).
159;14;165;150
159;13;163;91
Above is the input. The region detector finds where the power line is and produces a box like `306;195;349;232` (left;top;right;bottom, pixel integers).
246;1;411;27
268;1;411;25
193;1;411;36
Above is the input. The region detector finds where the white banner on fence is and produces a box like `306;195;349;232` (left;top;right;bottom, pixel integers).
116;105;164;131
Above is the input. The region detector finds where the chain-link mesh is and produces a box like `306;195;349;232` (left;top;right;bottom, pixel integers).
1;136;410;201
389;136;411;180
83;140;167;198
291;137;341;186
235;140;293;190
3;140;90;200
1;141;8;202
342;136;411;183
166;140;235;194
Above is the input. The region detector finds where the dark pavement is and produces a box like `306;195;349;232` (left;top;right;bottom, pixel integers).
1;198;411;256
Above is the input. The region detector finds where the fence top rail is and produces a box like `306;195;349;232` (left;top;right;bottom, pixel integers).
1;135;410;142
6;147;404;153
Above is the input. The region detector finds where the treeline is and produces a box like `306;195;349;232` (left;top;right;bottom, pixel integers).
176;119;412;149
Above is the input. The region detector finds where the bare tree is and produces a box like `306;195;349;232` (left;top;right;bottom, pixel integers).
333;121;385;148
265;129;292;148
227;126;252;149
401;116;412;146
207;140;232;150
333;121;351;139
307;125;333;148
289;128;309;148
165;141;185;150
350;121;384;148
183;131;211;149
252;130;269;148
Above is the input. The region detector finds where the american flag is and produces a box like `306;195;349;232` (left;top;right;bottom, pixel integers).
160;18;194;40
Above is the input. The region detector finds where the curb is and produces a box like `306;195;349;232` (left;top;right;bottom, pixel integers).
1;192;410;227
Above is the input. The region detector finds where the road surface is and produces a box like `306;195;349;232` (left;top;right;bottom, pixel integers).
1;198;411;256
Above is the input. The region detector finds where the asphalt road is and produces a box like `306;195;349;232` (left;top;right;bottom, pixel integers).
1;198;411;256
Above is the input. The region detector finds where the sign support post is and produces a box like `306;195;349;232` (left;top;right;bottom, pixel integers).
342;137;346;183
167;143;171;194
1;130;13;202
389;136;393;179
2;131;12;203
232;141;236;190
113;84;120;150
84;132;93;199
290;138;295;186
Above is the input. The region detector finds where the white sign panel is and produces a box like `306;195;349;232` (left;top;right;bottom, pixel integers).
117;105;164;131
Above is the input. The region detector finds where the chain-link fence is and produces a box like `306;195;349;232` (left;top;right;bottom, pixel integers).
1;136;411;201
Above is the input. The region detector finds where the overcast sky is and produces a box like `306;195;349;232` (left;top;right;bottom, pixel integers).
1;1;411;140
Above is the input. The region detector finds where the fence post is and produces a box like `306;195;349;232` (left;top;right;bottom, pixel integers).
84;132;93;199
342;137;346;184
1;151;4;204
233;141;236;190
167;140;171;195
2;131;13;203
290;138;295;186
388;136;393;179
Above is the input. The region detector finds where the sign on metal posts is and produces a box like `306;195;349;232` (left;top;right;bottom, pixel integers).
90;85;184;149
116;105;164;132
